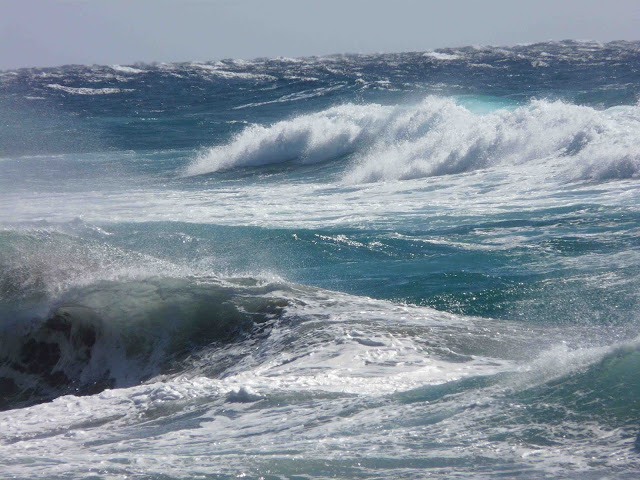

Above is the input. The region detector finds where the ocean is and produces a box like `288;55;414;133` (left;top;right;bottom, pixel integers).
1;40;639;479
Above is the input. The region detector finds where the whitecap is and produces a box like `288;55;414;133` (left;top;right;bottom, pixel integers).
47;84;134;95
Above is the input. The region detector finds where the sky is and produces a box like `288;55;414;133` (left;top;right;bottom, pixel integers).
1;0;639;70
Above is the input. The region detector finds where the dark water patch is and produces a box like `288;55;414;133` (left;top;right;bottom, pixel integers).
0;277;288;411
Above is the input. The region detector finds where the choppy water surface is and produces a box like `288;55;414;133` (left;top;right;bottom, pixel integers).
1;41;640;479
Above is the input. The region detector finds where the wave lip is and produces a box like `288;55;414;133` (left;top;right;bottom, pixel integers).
187;97;640;183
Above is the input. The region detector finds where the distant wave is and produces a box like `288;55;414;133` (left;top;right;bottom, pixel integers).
110;65;144;74
187;97;640;183
47;84;135;95
423;51;462;61
189;63;278;81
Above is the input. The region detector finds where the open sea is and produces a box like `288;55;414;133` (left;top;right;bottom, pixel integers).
1;40;640;479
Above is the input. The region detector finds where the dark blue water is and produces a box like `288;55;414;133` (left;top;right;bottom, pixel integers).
1;40;640;479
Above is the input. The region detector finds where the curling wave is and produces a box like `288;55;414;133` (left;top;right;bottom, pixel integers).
186;103;391;175
0;276;288;410
0;228;289;410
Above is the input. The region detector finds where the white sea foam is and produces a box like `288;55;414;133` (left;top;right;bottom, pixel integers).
47;84;134;95
189;63;277;81
188;97;640;183
423;51;462;61
110;64;144;74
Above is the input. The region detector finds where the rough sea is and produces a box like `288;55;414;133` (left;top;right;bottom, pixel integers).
1;40;640;479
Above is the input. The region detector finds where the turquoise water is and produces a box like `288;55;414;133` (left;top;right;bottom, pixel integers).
1;41;640;478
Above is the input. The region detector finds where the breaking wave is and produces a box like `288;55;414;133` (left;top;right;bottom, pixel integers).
0;275;288;410
186;103;390;175
187;97;640;183
47;84;135;95
0;228;288;410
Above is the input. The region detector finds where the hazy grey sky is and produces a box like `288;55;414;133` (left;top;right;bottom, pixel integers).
1;0;639;70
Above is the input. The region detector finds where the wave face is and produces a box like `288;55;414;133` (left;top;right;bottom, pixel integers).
2;41;640;479
0;274;287;410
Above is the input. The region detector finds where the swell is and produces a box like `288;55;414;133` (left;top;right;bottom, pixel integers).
187;97;640;183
